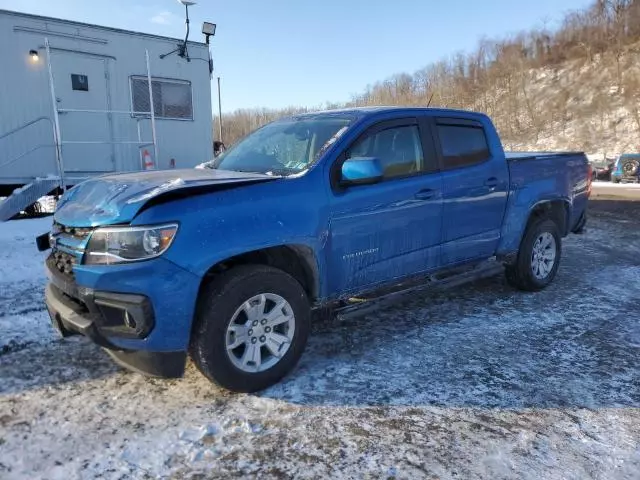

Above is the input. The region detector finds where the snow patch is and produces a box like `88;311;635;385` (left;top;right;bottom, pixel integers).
0;311;55;351
0;217;51;284
587;265;640;297
1;207;640;479
592;181;640;189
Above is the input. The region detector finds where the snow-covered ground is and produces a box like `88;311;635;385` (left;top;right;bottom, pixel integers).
591;181;640;200
0;218;52;354
593;180;640;188
1;204;640;479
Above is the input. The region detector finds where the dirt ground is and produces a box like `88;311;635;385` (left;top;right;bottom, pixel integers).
1;198;639;479
589;197;640;220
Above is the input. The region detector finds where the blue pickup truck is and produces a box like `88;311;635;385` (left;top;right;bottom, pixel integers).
41;107;591;392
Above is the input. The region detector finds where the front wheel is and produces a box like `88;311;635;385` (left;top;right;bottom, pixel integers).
190;265;310;392
505;218;561;292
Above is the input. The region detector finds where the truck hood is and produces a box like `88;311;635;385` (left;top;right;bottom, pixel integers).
54;169;275;227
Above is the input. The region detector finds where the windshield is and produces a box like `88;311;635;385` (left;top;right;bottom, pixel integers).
212;115;353;176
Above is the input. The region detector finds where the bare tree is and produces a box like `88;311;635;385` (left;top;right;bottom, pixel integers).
216;0;640;152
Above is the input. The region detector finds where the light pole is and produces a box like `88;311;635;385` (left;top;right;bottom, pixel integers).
217;76;223;142
159;0;197;61
178;0;196;60
158;1;221;145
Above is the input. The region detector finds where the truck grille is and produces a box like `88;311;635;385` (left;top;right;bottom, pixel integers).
47;222;93;282
49;250;77;278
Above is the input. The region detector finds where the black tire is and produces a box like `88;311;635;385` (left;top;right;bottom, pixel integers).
622;159;639;176
612;177;621;184
190;264;310;393
505;218;561;292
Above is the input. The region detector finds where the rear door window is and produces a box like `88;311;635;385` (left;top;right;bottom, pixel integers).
436;122;490;170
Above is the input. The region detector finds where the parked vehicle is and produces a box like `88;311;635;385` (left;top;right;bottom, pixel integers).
612;154;640;183
589;158;615;181
39;107;591;392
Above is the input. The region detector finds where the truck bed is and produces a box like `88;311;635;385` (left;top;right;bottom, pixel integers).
499;150;590;254
505;151;585;161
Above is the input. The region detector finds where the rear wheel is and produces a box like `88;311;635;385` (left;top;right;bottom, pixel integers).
190;265;310;392
505;218;561;292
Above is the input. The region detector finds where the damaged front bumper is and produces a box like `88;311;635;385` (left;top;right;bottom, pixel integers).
45;282;186;378
43;247;201;378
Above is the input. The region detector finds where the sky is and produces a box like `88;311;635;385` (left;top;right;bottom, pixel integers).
1;0;595;113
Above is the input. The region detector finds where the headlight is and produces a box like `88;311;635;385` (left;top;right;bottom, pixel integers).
84;223;178;265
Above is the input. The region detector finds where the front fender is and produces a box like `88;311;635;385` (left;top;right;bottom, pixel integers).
132;172;331;297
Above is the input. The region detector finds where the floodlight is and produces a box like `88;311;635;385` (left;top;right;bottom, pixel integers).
202;22;216;36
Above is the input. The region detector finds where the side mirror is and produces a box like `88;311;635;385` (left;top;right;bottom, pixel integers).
341;157;383;186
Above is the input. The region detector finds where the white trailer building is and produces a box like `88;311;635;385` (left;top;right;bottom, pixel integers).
0;9;214;219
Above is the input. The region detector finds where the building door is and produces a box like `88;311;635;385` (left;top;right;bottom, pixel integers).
51;51;115;174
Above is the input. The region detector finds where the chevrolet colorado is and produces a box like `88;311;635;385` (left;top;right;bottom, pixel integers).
40;107;591;392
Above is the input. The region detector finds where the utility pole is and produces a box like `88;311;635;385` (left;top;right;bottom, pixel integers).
217;76;223;142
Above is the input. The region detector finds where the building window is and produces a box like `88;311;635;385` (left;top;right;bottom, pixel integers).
130;77;193;120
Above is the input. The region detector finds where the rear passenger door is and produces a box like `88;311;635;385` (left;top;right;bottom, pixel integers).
327;117;444;295
432;117;509;265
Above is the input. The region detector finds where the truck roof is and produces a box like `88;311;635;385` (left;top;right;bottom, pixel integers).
292;106;490;120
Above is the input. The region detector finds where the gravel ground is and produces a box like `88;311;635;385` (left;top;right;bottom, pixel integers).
1;199;639;479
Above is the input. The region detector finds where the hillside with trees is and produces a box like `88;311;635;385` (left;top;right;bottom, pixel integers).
216;0;640;157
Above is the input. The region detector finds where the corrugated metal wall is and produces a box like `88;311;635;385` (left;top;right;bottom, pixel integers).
0;10;213;185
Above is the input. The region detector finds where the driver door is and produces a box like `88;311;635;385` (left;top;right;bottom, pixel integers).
326;117;444;296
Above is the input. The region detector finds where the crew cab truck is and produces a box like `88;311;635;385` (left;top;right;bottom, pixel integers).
41;107;591;392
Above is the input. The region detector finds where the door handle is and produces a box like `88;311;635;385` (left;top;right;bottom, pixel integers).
415;188;436;200
484;177;499;190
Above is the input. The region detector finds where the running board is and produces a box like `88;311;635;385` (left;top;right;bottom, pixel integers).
335;259;505;319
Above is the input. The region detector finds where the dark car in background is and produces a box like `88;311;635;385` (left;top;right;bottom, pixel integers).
612;154;640;183
589;158;616;182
